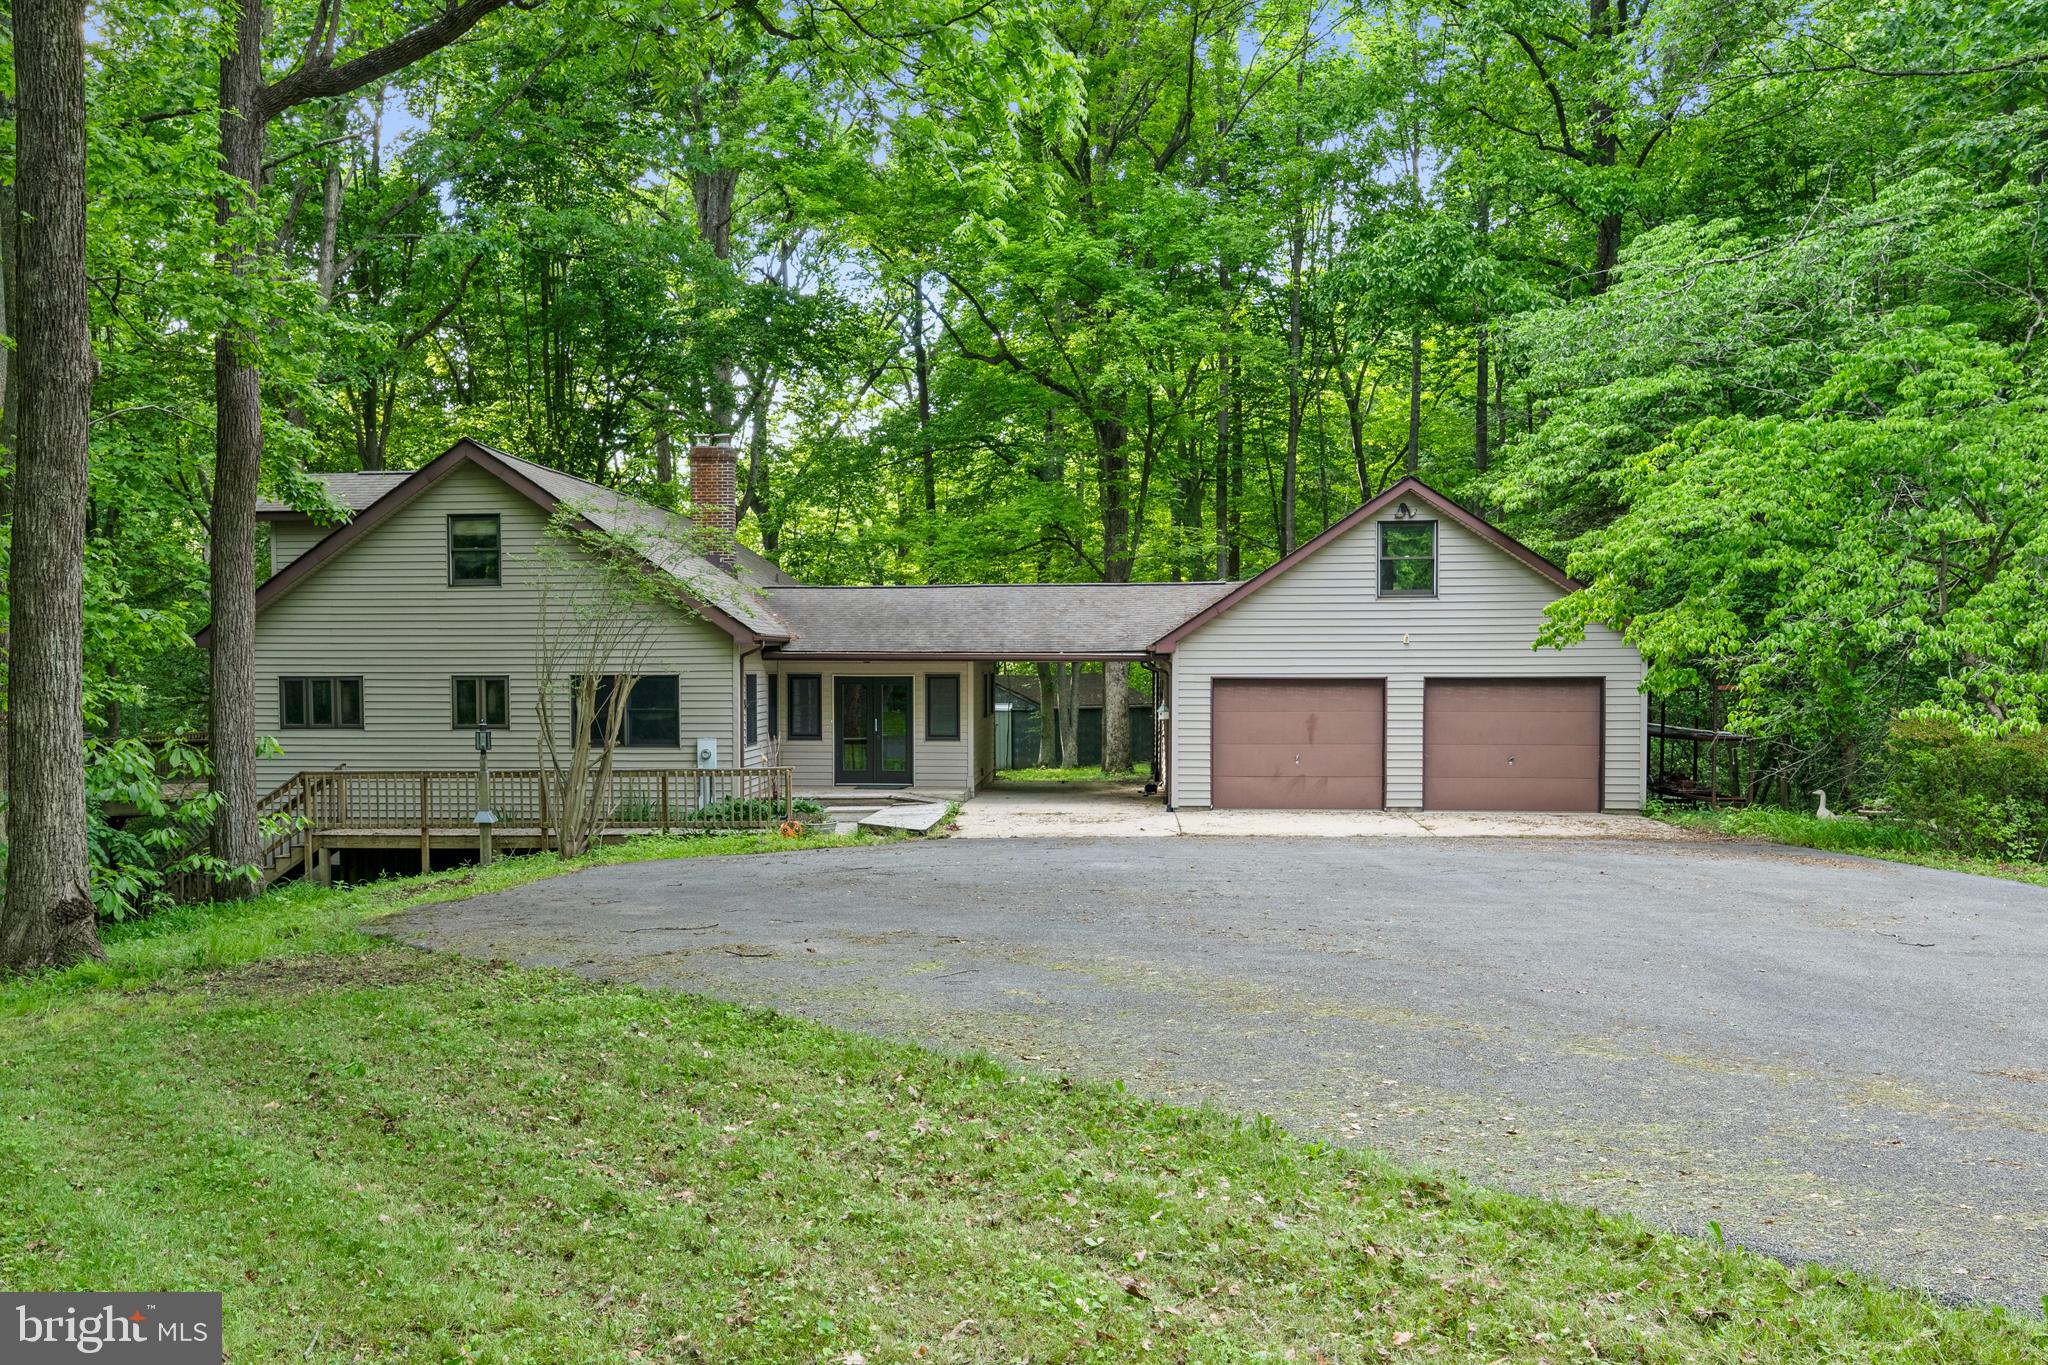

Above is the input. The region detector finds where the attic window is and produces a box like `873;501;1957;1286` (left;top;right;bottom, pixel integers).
1379;521;1436;595
448;514;502;584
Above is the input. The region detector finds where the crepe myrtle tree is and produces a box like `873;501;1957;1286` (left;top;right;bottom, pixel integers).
530;504;742;856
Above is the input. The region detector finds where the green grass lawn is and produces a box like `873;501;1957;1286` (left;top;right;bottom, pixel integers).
4;836;2044;1361
996;764;1146;783
1652;804;2048;889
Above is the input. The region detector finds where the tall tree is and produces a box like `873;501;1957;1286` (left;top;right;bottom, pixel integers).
208;0;531;894
2;0;99;967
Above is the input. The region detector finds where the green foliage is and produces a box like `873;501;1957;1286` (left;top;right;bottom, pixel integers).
609;795;828;825
1531;176;2048;762
995;764;1144;782
1886;719;2048;862
79;738;245;921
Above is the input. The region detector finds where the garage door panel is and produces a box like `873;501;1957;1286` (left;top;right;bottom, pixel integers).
1212;741;1385;779
1213;709;1384;746
1424;680;1602;812
1427;681;1598;713
1428;709;1603;746
1211;679;1383;809
1218;774;1384;810
1424;742;1603;780
1425;776;1600;812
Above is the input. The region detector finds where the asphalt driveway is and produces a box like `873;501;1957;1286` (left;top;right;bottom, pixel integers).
380;836;2048;1310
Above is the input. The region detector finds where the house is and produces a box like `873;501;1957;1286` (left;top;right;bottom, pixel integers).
224;437;1645;812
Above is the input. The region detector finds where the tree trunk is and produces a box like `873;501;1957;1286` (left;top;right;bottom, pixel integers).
2;0;100;969
1587;0;1622;294
910;280;935;512
1226;377;1244;577
207;0;269;898
692;164;740;432
1213;339;1231;579
1280;59;1305;555
654;415;674;486
1033;662;1060;766
1591;213;1623;294
1492;340;1507;450
1474;192;1491;474
1095;414;1134;582
1057;663;1082;768
0;80;17;516
1405;328;1422;473
1101;663;1132;775
745;388;778;552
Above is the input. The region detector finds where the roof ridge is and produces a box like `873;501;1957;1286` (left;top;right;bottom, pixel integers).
769;580;1234;591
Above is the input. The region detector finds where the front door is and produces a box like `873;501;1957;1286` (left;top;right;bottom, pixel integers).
835;677;915;786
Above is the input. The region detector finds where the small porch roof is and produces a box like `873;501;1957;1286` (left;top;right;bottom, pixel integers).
763;582;1234;661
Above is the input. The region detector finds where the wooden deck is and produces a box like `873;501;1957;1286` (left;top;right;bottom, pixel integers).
171;766;798;900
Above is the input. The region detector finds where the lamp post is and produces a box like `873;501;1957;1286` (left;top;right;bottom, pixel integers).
474;722;495;867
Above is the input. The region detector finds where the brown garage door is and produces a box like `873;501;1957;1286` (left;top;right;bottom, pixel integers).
1211;679;1384;809
1424;679;1603;812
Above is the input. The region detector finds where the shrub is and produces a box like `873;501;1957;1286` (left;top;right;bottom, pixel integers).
690;795;826;824
1885;719;2048;862
611;795;828;827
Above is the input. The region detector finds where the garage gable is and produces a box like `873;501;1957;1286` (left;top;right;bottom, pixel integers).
1150;477;1573;652
1158;479;1647;812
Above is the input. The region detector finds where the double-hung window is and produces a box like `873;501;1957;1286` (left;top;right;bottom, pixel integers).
279;676;363;729
587;675;680;748
452;676;510;729
926;674;961;740
448;514;502;584
745;674;760;745
787;675;822;739
1378;520;1437;595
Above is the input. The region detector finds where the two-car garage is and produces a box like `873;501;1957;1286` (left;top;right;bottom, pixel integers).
1206;677;1603;812
1151;477;1647;813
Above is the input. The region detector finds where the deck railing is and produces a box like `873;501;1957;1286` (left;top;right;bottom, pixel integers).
302;766;795;840
163;767;796;904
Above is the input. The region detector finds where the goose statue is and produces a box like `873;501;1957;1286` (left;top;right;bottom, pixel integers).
1813;789;1834;819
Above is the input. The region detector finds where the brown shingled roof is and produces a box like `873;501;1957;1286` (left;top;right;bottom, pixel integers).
256;471;411;518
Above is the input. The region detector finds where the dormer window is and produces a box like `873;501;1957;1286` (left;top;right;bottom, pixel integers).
1379;520;1436;595
448;514;501;584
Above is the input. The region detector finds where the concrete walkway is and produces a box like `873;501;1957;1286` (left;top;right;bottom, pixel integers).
953;779;1682;839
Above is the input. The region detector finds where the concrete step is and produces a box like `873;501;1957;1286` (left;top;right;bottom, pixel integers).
856;802;951;837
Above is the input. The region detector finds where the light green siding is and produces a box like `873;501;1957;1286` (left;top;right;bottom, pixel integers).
266;518;331;575
252;464;740;788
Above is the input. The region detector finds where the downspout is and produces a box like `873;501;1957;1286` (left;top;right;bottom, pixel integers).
1143;657;1170;806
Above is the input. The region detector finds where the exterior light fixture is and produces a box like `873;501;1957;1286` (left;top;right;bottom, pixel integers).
474;723;496;867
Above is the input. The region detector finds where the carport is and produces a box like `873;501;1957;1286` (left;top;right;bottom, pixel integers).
759;581;1231;801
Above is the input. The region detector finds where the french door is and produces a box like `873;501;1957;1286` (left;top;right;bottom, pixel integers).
835;677;914;785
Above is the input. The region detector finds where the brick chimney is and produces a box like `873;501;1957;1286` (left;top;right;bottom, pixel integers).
688;439;738;572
